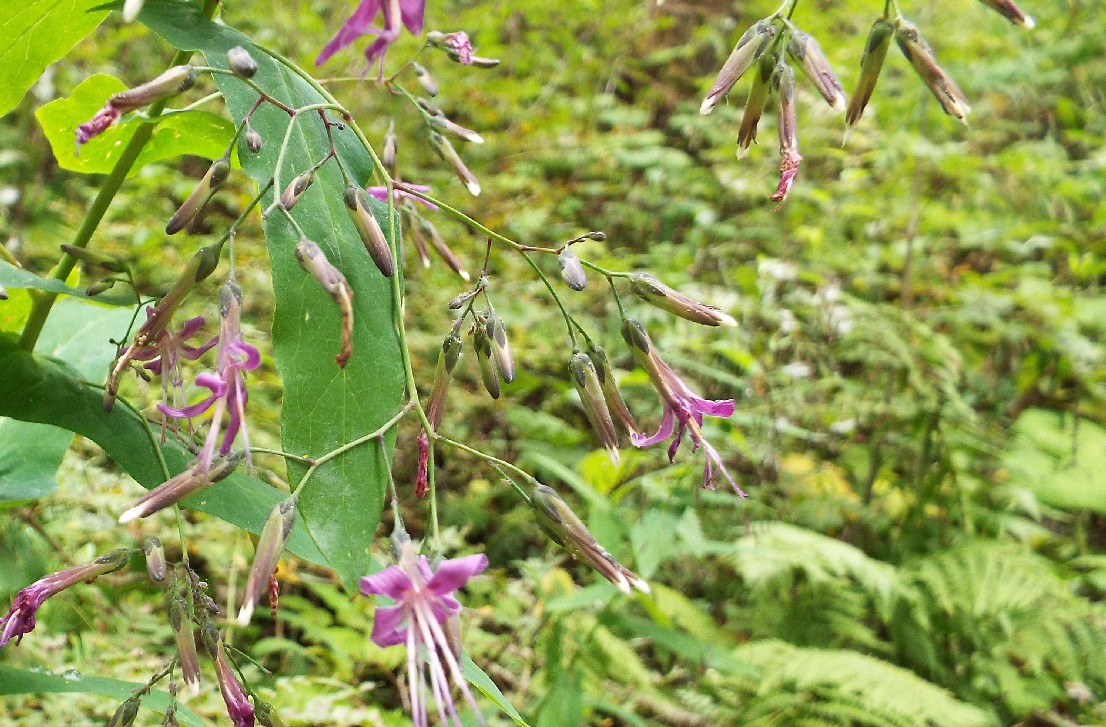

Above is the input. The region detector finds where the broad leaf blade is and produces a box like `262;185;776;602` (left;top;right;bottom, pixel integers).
139;0;405;591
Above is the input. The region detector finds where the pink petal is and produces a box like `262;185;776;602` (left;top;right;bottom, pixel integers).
195;372;229;396
315;0;384;66
692;397;735;418
399;0;425;34
158;393;217;419
369;604;409;647
227;342;261;370
181;335;219;360
360;565;413;599
426;554;488;596
178;316;206;339
631;407;676;448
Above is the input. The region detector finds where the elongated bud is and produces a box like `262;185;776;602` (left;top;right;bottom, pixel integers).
295;239;354;368
119;454;242;523
238;498;297;626
417;101;485;144
421;219;470;280
60;244;127;273
109;65;196;113
244;128;263;153
227;46;258;78
530;484;649;594
280;169;314;210
413;62;438;96
486;312;515;383
583;231;607;241
107;697;140;727
620;317;651;354
846;19;894;126
701;20;779;115
343;184;395;277
894;21;970;124
143;536;167;582
630;274;736;327
427;330;463;428
472;319;501;399
168;591;200;695
737;52;777;157
165;159;230;235
430;132;481;196
558;250;587;291
214;642;255;727
383;120;397;171
469;55;500;68
85;278;118;296
771;64;801;203
786;29;846;111
588;344;639;436
569;353;620;464
977;0;1035;27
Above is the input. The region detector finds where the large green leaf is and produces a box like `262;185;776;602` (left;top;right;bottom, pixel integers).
35;73;235;175
0;332;326;567
139;0;405;591
0;0;108;117
0;665;207;727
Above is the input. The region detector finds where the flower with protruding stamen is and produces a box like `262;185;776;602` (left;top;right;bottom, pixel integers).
621;319;744;495
0;550;129;647
315;0;426;76
129;310;218;414
360;538;489;727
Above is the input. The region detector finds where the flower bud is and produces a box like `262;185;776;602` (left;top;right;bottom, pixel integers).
771;64;801;204
109;65;196;113
107;697;140;727
60;244;127;273
587;344;639;436
344;184;395;277
530;484;649;594
977;0;1035;27
295;238;354;367
430;132;481;196
737;52;777;158
620;317;651;354
629;273;736;327
122;0;145;22
168;592;200;695
583;231;607;241
85;278;118;296
558;250;587;291
894;21;970;124
238;498;297;626
787;29;846;111
413;62;438;96
422;104;484;144
487;312;515;383
280;169;314;210
119;454;242;524
469;55;501;68
165;158;230;235
701;20;778;115
472;319;501;399
383;120;398;171
569;352;620;464
846;19;894;127
143;536;167;582
421;218;470;280
244;128;263;153
214;642;255;727
227;46;258;79
427;30;476;65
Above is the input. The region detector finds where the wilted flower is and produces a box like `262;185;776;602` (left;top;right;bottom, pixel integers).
1;550;129;647
158;283;260;472
295;239;354;367
77;65;196;150
315;0;426;75
360;538;489;727
771;64;801;204
130;310;218;414
426;30;475;65
621;319;744;495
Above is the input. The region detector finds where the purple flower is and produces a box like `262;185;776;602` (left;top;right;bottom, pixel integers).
215;643;255;727
130;309;218;414
360;541;489;727
1;550;129;647
621;319;745;496
315;0;426;74
159;283;260;471
367;183;438;211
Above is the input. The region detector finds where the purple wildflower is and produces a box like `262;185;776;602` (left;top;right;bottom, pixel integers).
427;31;474;65
159;283;260;471
130;308;218;414
1;550;129;647
621;319;744;496
361;540;489;727
214;642;255;727
367;183;438;210
315;0;426;75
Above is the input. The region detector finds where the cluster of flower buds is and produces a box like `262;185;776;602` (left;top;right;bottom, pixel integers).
295;238;355;367
77;65;197;150
238;497;297;625
471;308;514;399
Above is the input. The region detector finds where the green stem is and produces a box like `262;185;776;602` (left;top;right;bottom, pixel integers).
249;447;316;466
434;434;540;491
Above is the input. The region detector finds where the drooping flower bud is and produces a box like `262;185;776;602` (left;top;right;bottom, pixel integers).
737;52;777;158
429;132;481;196
143;536;167;582
418;100;485;144
107;697;140;727
238;498;297;626
587;343;639;437
472;318;501;399
214;641;255;727
846;19;894;127
486;311;515;383
295;238;354;367
771;64;802;204
629;273;737;327
383;120;398;171
244;127;263;153
894;20;970;124
701;20;779;115
421;218;470;280
977;0;1035;27
428;330;463;429
168;588;200;695
413;62;438;96
227;46;259;79
119;454;242;524
558;250;587;291
569;352;620;464
165;158;231;235
0;285;7;300
109;65;197;113
786;29;846;111
426;30;476;65
530;484;649;594
279;169;315;211
343;184;395;277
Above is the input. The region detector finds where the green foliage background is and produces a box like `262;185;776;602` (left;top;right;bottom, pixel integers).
1;0;1105;724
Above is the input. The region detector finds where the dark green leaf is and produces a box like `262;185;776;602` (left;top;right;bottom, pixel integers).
463;654;531;727
139;0;405;591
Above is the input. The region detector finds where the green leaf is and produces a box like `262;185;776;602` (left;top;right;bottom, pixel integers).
0;260;134;306
0;331;327;567
0;665;208;727
1004;408;1106;514
34;73;235;175
463;654;531;727
138;0;405;591
0;0;109;117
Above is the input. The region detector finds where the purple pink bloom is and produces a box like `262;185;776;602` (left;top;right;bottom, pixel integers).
215;642;255;727
315;0;427;75
367;183;438;210
130;309;218;415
